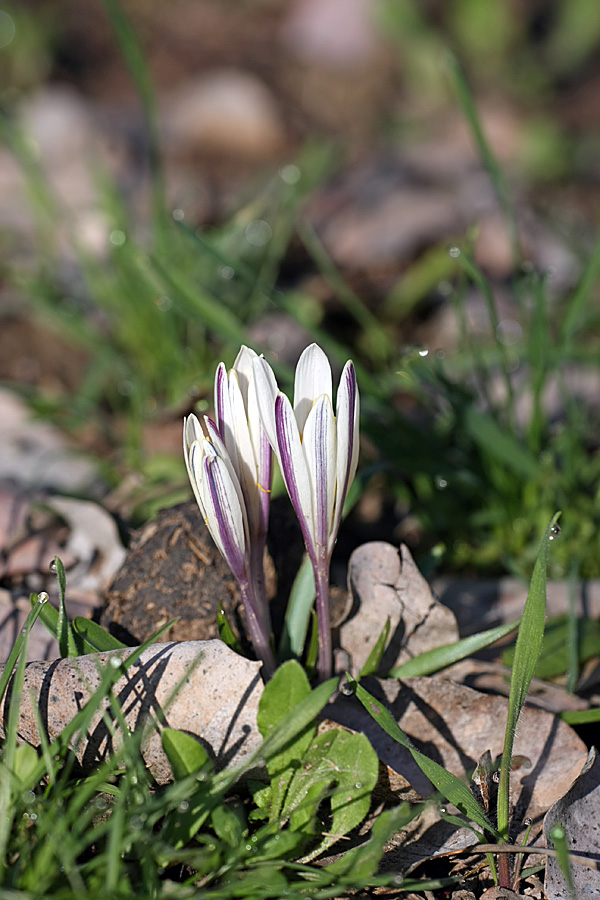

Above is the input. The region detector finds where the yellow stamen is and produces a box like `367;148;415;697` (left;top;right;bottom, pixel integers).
257;482;271;494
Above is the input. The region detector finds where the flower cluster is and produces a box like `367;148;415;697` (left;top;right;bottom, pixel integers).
184;343;359;681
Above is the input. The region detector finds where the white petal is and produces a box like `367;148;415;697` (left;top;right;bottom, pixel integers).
251;355;280;455
332;361;360;546
302;394;337;553
228;369;260;530
200;453;248;583
294;343;333;434
275;393;315;554
232;345;258;407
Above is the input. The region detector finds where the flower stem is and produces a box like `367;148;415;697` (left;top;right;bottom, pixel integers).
314;557;332;682
239;580;276;679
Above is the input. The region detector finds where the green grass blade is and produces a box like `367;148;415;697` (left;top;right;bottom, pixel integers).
497;512;561;841
446;51;521;261
389;619;520;678
0;594;48;707
360;618;391;678
349;678;497;837
54;557;79;658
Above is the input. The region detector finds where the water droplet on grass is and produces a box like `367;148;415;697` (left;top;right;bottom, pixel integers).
549;524;561;540
449;246;461;258
49;560;57;573
37;592;49;605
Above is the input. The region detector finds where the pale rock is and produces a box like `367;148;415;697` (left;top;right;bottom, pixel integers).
164;70;285;160
0;640;264;782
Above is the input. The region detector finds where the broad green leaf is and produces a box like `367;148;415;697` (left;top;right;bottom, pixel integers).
12;743;40;790
285;729;379;861
360;617;391;678
278;554;315;660
210;801;246;849
71;618;127;653
350;678;496;838
161;728;212;781
390;619;520;678
497;512;561;841
257;661;314;821
326;803;418;878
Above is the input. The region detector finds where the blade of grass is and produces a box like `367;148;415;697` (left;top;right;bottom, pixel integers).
497;512;561;842
446;51;521;262
348;677;497;838
389;619;520;678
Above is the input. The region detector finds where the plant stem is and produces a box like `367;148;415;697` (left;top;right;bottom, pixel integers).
239;581;275;679
314;558;332;682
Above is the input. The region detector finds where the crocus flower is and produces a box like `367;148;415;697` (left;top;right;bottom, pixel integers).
252;343;359;680
184;347;275;676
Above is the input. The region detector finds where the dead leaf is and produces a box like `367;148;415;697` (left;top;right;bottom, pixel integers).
544;746;600;899
340;542;458;675
0;640;264;783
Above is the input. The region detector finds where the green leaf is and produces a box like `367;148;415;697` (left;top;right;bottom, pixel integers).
71;618;128;653
285;729;379;861
278;554;315;660
360;617;391;678
257;661;315;822
350;678;497;838
390;619;520;678
217;604;243;655
502;614;600;680
12;743;40;790
497;512;561;841
326;803;418;878
211;801;246;849
161;728;212;781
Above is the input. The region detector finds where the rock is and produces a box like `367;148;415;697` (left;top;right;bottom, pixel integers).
163;70;285;160
340;542;458;675
0;640;264;783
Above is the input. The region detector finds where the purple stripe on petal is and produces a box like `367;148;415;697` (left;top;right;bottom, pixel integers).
203;455;247;583
275;394;316;560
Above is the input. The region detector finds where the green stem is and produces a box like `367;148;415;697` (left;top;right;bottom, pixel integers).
314;557;332;682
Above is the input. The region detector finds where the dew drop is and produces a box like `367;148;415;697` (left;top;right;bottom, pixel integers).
354;782;362;790
524;817;532;826
178;800;190;812
449;246;461;259
49;560;57;574
549;523;561;541
22;790;35;805
109;656;122;668
130;775;138;785
37;592;49;605
340;681;353;696
418;348;429;357
438;804;447;814
220;265;234;280
172;208;185;221
435;476;448;490
492;771;501;783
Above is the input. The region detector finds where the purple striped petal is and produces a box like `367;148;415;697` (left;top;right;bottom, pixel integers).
201;453;248;584
274;392;315;558
331;360;359;548
302;394;336;556
214;362;228;438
